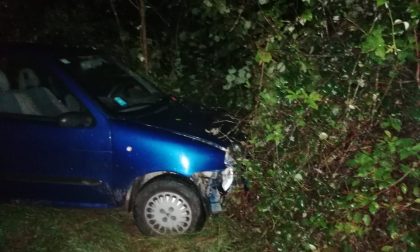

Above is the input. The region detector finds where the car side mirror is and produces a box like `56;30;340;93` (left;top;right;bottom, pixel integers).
58;112;94;128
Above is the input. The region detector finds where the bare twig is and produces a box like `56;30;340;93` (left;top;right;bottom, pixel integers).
414;0;420;88
345;17;367;34
229;10;243;32
258;63;265;93
376;170;411;197
374;70;397;113
110;0;125;47
128;1;170;27
322;5;329;37
149;4;170;27
127;0;139;10
139;0;149;72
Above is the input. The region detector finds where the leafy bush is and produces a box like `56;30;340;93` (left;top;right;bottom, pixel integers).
229;0;420;250
2;0;419;250
338;126;420;250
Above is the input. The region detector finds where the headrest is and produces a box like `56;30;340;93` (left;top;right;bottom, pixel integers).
0;70;10;92
18;68;40;89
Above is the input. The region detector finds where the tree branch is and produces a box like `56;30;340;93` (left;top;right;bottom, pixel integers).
139;0;149;72
110;0;125;48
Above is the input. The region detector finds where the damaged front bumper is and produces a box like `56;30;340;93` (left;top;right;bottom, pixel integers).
192;149;236;213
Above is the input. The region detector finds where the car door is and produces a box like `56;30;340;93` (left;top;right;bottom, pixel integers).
0;54;114;206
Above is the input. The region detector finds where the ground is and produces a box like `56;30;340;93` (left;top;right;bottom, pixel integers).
0;204;240;252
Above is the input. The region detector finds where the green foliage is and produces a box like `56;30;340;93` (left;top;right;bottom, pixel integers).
339;131;419;247
377;0;388;7
362;27;386;61
286;89;322;110
224;66;252;90
2;0;419;250
255;50;272;64
216;0;419;251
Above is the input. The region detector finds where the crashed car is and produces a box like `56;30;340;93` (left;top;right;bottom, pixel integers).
0;44;236;235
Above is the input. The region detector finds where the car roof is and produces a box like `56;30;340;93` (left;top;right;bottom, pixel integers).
0;43;99;57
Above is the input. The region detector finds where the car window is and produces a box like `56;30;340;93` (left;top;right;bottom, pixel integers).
58;55;164;113
0;56;84;117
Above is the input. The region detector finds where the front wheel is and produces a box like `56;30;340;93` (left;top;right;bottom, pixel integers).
133;178;205;236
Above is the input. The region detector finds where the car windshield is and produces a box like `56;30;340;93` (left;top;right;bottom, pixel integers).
58;55;163;113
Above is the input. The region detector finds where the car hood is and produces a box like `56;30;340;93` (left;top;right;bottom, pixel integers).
120;101;233;148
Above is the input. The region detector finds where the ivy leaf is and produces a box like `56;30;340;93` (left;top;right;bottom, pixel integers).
412;143;420;152
260;90;277;105
226;74;235;83
401;183;408;194
203;0;213;8
304;244;317;251
255;50;272;64
381;246;393;252
302;10;313;22
353;212;362;223
223;82;232;90
369;202;380;215
376;0;387;7
400;148;414;160
243;20;252;30
401;164;411;174
362;214;371;226
306;91;322;109
413;187;420;197
228;68;236;74
380;117;402;132
387;220;400;240
298;9;313;25
362;27;386;60
391;120;402;132
294;173;303;182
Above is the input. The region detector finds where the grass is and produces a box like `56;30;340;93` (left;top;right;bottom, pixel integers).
0;204;249;252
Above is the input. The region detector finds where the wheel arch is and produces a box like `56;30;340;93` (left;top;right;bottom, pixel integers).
125;171;208;216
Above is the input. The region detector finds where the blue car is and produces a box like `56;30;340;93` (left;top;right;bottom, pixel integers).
0;44;236;235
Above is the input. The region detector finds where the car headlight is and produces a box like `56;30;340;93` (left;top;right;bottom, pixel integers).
221;166;234;192
222;149;236;192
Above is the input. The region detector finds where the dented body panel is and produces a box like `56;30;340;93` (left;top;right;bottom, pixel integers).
108;119;226;205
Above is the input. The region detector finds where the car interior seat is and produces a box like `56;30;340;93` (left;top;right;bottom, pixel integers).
18;68;69;117
0;70;23;114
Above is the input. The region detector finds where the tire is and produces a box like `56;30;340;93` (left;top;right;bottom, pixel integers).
133;177;205;236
